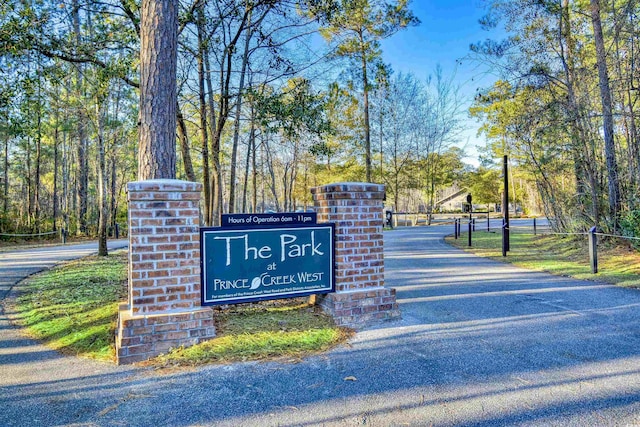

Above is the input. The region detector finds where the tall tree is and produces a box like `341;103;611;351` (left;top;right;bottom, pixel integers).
306;0;419;182
94;82;108;256
589;0;621;230
71;0;89;235
138;0;177;179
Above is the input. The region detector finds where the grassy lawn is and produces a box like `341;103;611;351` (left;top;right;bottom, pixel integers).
149;300;350;367
446;230;640;288
9;252;128;360
10;252;349;364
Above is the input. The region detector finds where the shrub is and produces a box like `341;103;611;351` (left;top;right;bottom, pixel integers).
620;209;640;248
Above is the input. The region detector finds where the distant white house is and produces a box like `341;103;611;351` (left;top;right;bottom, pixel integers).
435;184;469;212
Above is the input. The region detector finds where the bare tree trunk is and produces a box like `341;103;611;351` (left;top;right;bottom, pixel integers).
282;164;289;212
72;1;88;234
626;90;640;187
109;81;122;233
559;0;599;227
34;57;42;232
207;2;254;223
613;2;640;196
96;100;108;256
590;0;621;230
53;94;60;232
176;105;197;182
228;11;253;214
288;140;299;211
195;9;212;224
226;7;273;213
138;0;177;180
194;5;211;224
360;36;372;182
252;134;258;213
110;149;117;230
203;34;217;225
62;79;71;234
2;137;8;218
242;107;256;213
263;136;281;212
26;133;33;228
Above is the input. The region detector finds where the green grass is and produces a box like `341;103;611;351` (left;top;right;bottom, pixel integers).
151;301;350;367
10;253;349;365
10;252;128;360
447;230;640;288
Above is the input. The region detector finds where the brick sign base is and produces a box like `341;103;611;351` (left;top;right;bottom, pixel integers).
115;180;215;364
312;182;400;327
116;304;214;364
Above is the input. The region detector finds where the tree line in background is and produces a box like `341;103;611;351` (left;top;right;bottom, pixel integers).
471;0;640;237
0;0;474;238
3;0;639;242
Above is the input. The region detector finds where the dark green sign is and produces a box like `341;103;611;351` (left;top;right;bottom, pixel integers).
200;224;335;305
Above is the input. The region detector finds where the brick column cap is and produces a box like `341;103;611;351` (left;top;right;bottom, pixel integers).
127;179;202;193
311;182;385;196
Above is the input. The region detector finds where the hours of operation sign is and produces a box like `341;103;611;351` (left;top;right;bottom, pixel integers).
200;223;335;305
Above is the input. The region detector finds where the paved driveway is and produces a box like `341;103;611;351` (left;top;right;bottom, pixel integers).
1;225;640;426
0;240;128;302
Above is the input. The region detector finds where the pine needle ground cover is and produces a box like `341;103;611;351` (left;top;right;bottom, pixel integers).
446;231;640;288
9;252;349;364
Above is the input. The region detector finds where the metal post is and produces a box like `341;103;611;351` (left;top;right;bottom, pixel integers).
487;210;490;232
502;220;507;257
589;226;598;274
61;228;66;244
454;219;458;239
457;218;461;238
533;218;537;236
503;155;510;251
468;220;472;247
472;218;476;232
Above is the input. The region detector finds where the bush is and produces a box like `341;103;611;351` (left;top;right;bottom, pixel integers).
620;209;640;248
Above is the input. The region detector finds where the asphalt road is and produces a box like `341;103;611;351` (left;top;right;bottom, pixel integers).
2;224;640;426
0;240;128;303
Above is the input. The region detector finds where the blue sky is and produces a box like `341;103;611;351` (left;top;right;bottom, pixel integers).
380;0;503;165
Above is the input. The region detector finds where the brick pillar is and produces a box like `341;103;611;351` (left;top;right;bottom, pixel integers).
115;179;215;364
311;182;400;327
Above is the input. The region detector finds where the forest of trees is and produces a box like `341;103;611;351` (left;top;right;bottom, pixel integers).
0;0;471;238
470;0;640;237
2;0;639;242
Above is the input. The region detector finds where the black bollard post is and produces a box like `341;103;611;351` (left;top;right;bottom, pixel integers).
457;218;461;238
589;226;598;274
472;218;476;232
454;219;458;239
468;220;472;247
61;228;66;244
487;212;490;232
503;155;510;252
533;217;537;236
502;220;507;257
